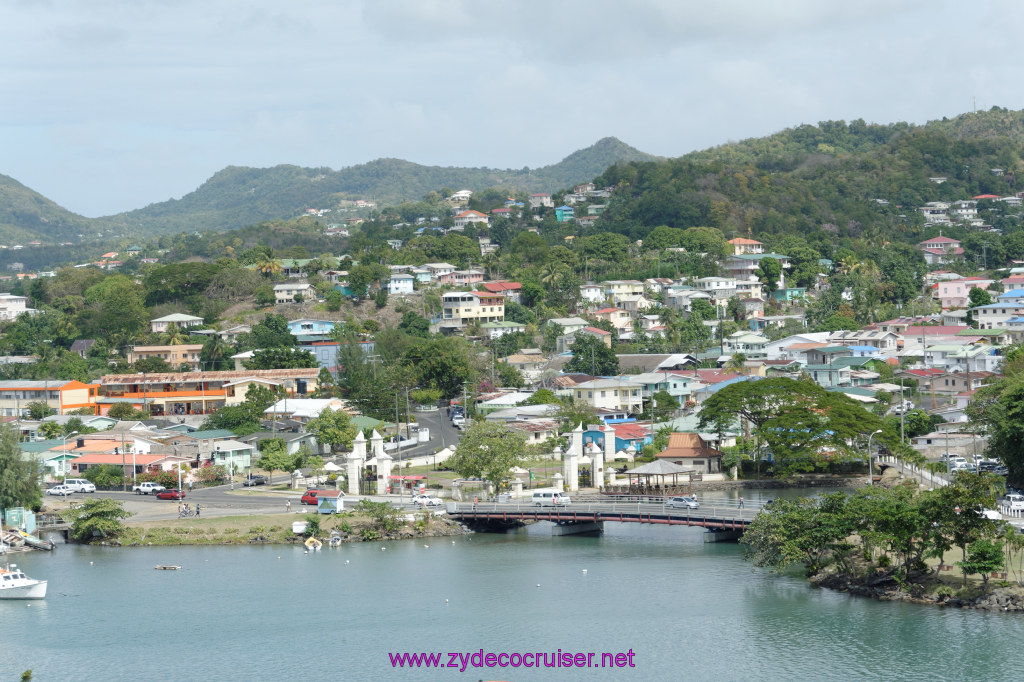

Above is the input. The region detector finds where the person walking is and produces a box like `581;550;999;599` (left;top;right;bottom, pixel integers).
738;496;744;509
286;500;292;513
195;504;201;518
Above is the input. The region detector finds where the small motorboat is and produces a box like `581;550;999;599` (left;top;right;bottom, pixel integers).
328;533;342;548
18;531;54;551
0;564;47;599
304;537;322;551
155;565;181;570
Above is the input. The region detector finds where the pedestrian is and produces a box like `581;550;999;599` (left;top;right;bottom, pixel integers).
739;496;744;509
473;496;478;511
188;480;193;492
195;504;201;518
286;500;292;513
178;503;183;516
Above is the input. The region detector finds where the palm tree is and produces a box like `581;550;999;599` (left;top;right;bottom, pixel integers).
160;323;190;346
202;335;232;371
255;254;283;278
725;353;747;375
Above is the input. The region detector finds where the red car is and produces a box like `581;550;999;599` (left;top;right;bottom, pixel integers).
156;489;186;500
301;490;321;505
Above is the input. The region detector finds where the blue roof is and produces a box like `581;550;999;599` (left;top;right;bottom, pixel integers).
847;345;880;352
998;289;1024;298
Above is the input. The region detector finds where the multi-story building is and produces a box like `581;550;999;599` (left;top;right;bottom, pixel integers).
570;378;643;413
0;293;37;320
128;345;204;371
727;238;764;255
150;313;204;334
97;369;320;418
0;380;100;417
438;291;505;331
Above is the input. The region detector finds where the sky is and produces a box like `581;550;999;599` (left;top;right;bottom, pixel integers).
3;0;1024;218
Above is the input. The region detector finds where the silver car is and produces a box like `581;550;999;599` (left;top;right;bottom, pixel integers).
666;496;700;509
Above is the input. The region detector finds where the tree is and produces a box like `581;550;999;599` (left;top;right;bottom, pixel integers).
555;399;598;431
201;336;233;371
958;538;1005;596
255;285;276;307
446;421;531;495
740;494;855;576
397;311;430;338
256;438;293;484
648;389;680;422
238;314;296;351
755;257;782;294
107;403;149;420
404;337;474;399
304;407;358;456
37;421;62;440
243;347;318;370
0;425;42;511
374;287;389;309
564;334;618;376
968;286;993;308
61;498;132;541
27;401;56;421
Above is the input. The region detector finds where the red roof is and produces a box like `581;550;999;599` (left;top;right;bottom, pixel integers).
612;423;652;440
973;194;1001;199
481;281;522;293
919;236;961;244
594;307;623;315
582;326;611;336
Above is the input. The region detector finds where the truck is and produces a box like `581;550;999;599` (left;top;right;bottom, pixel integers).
133;481;167;495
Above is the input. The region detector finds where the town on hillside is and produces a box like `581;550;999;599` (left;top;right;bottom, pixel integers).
5;161;1024;535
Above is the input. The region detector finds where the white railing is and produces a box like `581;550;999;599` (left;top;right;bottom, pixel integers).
445;500;759;522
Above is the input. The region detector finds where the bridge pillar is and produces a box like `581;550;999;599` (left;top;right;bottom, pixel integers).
552;521;603;536
703;529;743;543
347;431;366;496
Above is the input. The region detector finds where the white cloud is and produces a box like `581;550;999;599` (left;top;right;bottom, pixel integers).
0;0;1023;216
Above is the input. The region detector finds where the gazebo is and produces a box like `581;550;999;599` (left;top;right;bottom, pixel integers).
620;459;694;496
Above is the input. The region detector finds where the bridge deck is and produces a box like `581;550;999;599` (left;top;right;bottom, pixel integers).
448;501;756;530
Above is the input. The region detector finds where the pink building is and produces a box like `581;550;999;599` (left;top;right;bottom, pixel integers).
935;277;993;309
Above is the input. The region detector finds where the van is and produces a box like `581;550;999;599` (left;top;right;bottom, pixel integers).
532;491;571;507
1003;493;1024;511
63;478;96;493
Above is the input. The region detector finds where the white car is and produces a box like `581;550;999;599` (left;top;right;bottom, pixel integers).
63;478;97;493
666;496;700;509
45;485;73;496
410;494;443;507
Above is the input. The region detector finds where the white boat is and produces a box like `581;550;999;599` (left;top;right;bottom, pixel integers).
0;564;47;599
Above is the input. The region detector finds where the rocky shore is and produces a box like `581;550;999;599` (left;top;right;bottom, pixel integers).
811;571;1024;612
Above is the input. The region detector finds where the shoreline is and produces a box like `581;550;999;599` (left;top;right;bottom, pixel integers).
810;570;1024;612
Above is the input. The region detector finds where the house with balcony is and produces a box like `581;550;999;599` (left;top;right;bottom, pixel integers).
693;277;738;303
97;369;320;418
935;277;994;309
0;293;38;320
286;319;338;339
437;291;505;333
623;371;693;405
604;280;645;301
439;269;485;287
570;378;643;413
721;331;769;359
666;288;714;313
274;282;316;304
554;205;575;222
422;263;457;280
387;273;415;295
454;210;489;229
920;202;951;223
481;320;526;339
918;236;964;265
128;344;204;371
970;302;1024;330
722;254;790;282
150;313;204;334
727;238;764;255
529;193;553;209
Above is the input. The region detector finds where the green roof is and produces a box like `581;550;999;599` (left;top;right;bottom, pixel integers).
20;439;65;453
959;328;1003;336
817;346;852;354
830;357;876;368
351;416;384;430
184;429;236;439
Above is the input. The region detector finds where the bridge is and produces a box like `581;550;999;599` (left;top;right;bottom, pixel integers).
446;500;759;542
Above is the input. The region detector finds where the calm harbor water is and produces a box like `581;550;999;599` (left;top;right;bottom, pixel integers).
4;516;1024;681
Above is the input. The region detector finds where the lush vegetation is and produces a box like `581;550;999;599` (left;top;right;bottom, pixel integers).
743;474;1013;595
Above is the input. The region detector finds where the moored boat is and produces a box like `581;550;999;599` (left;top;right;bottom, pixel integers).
0;564;47;599
304;537;322;551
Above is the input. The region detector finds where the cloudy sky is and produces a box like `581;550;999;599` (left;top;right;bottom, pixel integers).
3;0;1023;217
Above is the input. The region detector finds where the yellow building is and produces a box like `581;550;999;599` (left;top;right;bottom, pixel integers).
128;344;204;371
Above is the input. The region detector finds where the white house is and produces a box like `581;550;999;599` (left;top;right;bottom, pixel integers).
387;274;415;295
274;283;317;304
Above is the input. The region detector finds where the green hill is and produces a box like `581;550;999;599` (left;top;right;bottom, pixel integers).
0;174;118;245
109;137;659;236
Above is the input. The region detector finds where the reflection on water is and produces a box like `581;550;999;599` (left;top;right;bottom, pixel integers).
4;520;1023;681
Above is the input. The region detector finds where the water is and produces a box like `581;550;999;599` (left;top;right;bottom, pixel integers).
4;522;1023;681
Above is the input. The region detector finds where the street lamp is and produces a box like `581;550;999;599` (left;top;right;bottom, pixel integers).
867;429;883;485
62;431;79;479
